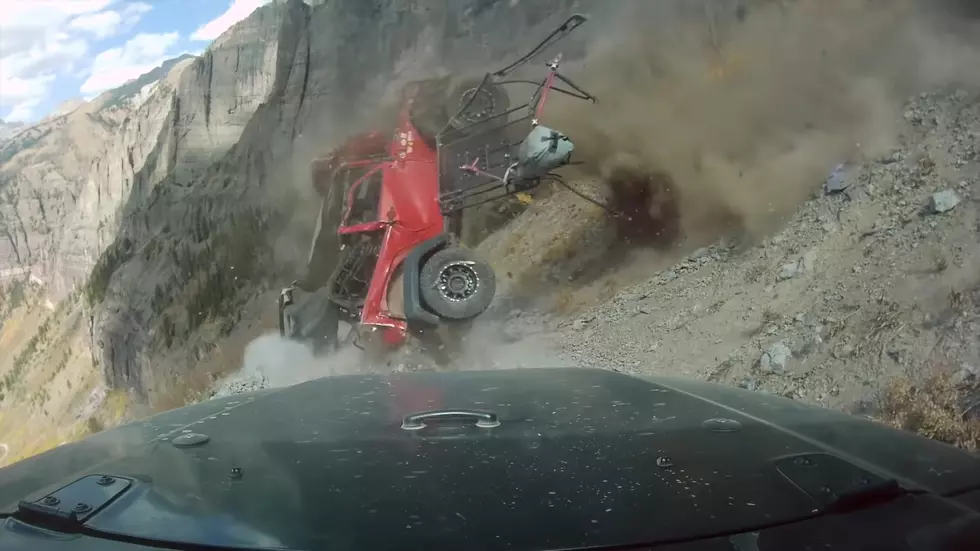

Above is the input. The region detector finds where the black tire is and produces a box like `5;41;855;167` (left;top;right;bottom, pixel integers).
280;291;341;355
408;77;511;147
446;78;511;131
420;247;496;321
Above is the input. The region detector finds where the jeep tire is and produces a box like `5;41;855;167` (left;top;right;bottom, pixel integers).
419;247;496;321
446;77;511;131
409;77;511;148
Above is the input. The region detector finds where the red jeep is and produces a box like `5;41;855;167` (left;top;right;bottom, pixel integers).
278;15;596;362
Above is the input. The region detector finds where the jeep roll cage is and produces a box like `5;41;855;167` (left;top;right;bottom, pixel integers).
436;14;597;213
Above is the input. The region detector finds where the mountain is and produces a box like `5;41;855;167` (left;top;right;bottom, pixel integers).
0;120;24;141
50;99;87;118
98;54;198;111
2;0;978;415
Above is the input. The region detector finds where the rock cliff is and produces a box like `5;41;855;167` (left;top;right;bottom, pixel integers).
0;0;304;295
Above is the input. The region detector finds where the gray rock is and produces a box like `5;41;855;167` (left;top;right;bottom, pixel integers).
778;250;817;281
953;364;978;387
778;262;799;281
930;190;961;213
833;344;855;359
800;249;818;273
572;316;594;331
690;247;709;260
737;376;760;392
212;373;269;397
759;342;792;373
823;164;848;194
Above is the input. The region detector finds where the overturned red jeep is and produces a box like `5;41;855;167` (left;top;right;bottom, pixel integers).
278;15;596;362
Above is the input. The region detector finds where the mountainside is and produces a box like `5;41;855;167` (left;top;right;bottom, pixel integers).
0;0;304;295
99;54;197;112
0;121;24;142
1;0;979;446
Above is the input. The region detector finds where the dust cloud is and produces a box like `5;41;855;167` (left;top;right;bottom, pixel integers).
547;0;980;246
217;317;564;392
231;333;364;389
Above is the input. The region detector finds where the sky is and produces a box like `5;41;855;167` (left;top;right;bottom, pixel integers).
0;0;272;124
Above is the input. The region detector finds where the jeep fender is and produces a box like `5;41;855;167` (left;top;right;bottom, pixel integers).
402;234;447;327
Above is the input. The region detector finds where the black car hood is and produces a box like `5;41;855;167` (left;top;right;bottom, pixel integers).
2;368;979;550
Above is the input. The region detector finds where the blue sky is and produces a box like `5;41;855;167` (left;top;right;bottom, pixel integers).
0;0;271;123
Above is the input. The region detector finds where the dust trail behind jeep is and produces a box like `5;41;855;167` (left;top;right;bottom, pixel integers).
277;15;599;364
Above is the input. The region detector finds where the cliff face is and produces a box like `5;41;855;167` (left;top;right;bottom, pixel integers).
0;3;299;294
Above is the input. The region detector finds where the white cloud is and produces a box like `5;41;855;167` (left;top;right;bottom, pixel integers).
191;0;271;42
0;1;157;121
5;98;43;123
1;30;89;120
0;0;114;28
69;2;151;39
0;0;108;69
0;74;57;103
80;32;181;96
69;11;122;39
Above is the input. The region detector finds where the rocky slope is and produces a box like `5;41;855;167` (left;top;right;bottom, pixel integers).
0;121;24;142
555;89;980;408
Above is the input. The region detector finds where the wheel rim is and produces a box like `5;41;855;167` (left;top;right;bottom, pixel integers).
456;88;495;125
437;261;479;302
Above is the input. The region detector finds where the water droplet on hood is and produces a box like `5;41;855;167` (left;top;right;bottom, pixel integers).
702;418;742;432
172;433;209;447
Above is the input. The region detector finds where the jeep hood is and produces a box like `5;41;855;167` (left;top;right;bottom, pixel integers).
2;368;979;550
